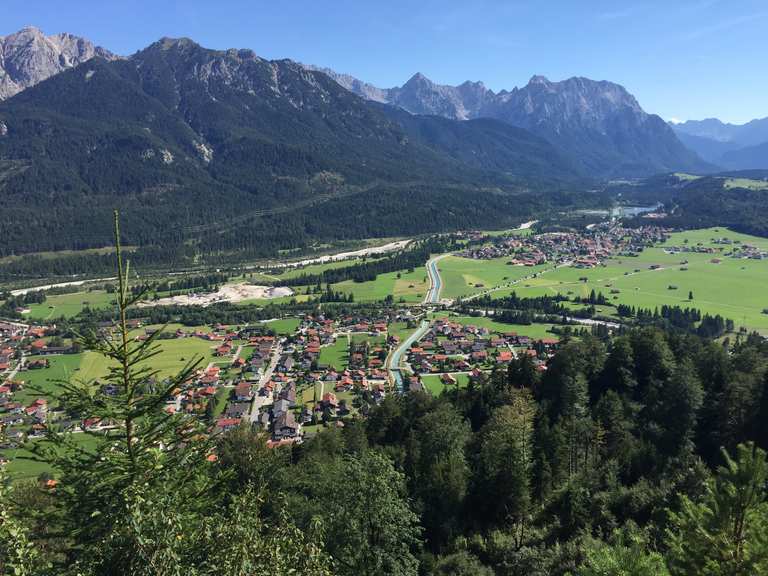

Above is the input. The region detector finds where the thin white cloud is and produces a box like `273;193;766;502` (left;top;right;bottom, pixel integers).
684;11;768;40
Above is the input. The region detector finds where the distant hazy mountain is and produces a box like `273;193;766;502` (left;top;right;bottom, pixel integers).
0;26;115;100
308;67;710;177
672;117;768;169
674;131;740;164
0;37;584;256
303;67;492;120
720;141;768;170
674;117;768;147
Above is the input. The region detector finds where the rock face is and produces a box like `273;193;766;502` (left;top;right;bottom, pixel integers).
482;75;701;176
308;68;492;120
303;64;390;103
0;26;116;100
385;73;492;120
308;67;709;176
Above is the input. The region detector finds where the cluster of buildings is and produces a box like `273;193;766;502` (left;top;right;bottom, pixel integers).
0;321;53;445
1;319;128;448
404;318;559;385
457;224;671;269
664;238;768;260
211;312;412;446
2;303;567;467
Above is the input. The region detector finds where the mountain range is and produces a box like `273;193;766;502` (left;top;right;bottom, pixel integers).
0;27;713;179
309;67;710;177
0;35;592;258
672;117;768;170
0;27;750;260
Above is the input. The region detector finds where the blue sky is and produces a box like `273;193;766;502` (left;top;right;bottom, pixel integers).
3;0;766;123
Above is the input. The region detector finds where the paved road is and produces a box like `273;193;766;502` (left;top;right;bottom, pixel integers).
10;279;116;297
388;320;430;392
3;353;25;381
424;254;450;304
248;342;283;423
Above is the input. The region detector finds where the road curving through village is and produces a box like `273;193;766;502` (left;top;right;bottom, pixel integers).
388;320;430;392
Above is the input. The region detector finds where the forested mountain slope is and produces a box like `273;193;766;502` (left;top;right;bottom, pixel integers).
0;37;589;259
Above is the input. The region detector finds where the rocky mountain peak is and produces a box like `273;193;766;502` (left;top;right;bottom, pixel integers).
528;74;550;86
301;62;702;175
153;36;199;51
0;26;116;100
406;72;430;84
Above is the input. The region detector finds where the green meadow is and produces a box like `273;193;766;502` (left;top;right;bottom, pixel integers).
421;373;471;396
388;321;418;343
277;257;364;280
350;333;387;347
238;293;312;306
3;433;104;481
724;177;768;190
332;267;430;303
431;313;559;340
299;381;355;410
318;338;348;370
14;354;84;404
14;336;218;404
26;290;116;320
482;228;768;333
436;255;549;299
260;317;301;336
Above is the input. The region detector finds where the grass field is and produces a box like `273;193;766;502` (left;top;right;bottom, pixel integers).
388;322;417;343
300;381;323;406
261;317;301;336
437;255;549;299
299;381;356;409
431;313;559;339
277;258;364;280
15;354;84;404
421;373;470;396
210;387;231;419
238;294;312;306
3;433;104;480
487;228;768;333
350;333;386;346
318;338;348;370
26;290;116;320
483;226;533;238
131;338;217;379
16;337;218;403
331;268;430;303
724;178;768;190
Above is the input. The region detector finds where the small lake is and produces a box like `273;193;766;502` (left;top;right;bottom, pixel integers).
576;203;662;218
